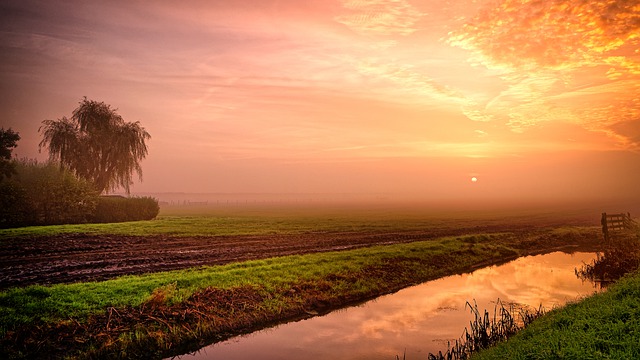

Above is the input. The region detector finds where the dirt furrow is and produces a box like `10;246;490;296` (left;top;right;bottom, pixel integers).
0;232;431;289
0;219;596;289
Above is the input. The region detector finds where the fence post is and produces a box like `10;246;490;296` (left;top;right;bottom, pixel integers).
601;212;609;241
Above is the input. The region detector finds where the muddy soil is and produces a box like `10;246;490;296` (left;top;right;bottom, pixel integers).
0;218;596;289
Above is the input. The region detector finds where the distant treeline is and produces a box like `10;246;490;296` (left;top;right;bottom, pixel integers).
0;160;159;228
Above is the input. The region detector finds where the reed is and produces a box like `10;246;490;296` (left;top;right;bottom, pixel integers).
575;234;640;287
428;300;546;360
473;271;640;359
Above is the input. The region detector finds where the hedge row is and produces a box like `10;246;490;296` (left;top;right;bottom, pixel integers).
93;196;160;223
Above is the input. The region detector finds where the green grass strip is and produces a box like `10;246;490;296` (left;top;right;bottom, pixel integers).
473;271;640;359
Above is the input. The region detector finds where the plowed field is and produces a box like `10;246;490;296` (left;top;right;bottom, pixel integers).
0;215;597;290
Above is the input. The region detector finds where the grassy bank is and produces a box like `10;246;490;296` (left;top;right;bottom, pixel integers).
472;270;640;359
0;227;600;359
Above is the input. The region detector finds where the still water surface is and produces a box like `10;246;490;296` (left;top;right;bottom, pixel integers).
177;251;599;360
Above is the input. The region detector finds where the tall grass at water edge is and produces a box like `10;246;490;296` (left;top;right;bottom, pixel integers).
427;300;546;360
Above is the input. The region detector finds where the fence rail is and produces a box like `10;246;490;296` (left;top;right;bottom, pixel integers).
601;212;638;241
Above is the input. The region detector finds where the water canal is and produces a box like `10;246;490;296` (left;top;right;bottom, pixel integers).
175;251;601;360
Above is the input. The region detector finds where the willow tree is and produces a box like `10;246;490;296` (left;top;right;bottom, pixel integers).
39;98;150;194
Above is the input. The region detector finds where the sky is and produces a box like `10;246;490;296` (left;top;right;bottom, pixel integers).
1;0;639;203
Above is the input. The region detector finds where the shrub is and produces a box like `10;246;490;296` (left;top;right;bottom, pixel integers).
93;196;160;223
0;160;98;228
0;180;29;227
0;160;159;227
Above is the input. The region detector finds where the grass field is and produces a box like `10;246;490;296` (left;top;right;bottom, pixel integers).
0;205;620;359
0;212;430;239
0;203;598;239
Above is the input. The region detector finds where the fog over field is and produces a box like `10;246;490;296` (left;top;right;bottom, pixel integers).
147;192;640;229
2;1;639;206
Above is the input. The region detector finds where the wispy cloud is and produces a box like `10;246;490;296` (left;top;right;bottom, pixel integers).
335;0;424;36
348;57;463;104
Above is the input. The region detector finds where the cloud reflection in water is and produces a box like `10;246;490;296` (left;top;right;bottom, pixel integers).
182;251;599;360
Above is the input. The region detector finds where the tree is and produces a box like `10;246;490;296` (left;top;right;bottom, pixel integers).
0;128;20;180
39;98;151;194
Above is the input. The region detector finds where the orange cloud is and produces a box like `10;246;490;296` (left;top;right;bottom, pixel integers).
450;0;639;69
449;0;640;151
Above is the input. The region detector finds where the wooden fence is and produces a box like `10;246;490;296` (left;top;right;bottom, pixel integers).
601;212;637;241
